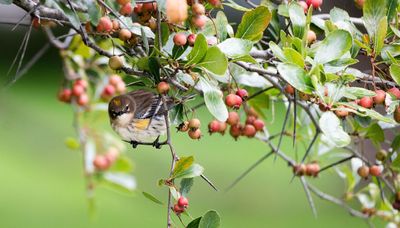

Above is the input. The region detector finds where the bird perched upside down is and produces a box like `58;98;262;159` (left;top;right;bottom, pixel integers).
108;89;175;149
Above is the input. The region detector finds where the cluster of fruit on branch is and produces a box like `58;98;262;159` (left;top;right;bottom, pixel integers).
93;147;121;171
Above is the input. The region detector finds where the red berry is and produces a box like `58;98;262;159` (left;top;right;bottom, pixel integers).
192;15;207;29
218;121;227;134
103;85;116;96
357;166;369;178
293;164;307;176
105;147;119;163
143;2;157;12
173;33;187;46
299;1;309;13
188;128;202;139
192;3;205;15
253;119;265;131
208;120;220;134
109;75;123;86
245;115;256;125
93;155;110;171
189;118;201;129
335;106;349;118
226;112;240;125
242;124;256;138
373;90;386;105
225;94;242;109
284;84;295;95
58;88;72;103
97;16;113;33
355;0;365;8
117;0;130;5
307;30;317;44
306;0;323;9
229;124;242;140
134;3;143;14
74;79;88;89
388;87;400;99
359;96;373;109
236;89;248;100
173;204;185;214
72;84;85;97
187;34;197;46
369;165;381;177
157;81;170;94
306;163;320;177
208;0;221;7
177;196;189;208
77;94;89;106
178;121;189;132
120;3;133;16
115;81;126;93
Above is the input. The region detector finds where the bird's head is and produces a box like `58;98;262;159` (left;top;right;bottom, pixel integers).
108;95;135;120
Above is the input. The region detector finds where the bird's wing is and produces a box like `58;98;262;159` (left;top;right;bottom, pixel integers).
130;90;174;119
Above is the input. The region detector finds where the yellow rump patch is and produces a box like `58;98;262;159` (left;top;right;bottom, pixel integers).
134;119;150;130
113;99;121;106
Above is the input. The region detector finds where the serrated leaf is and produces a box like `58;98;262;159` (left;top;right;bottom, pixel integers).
288;2;306;38
197;46;228;75
173;164;204;179
390;63;400;85
320;112;351;148
142;191;163;205
186;34;208;66
215;11;228;41
362;0;386;41
283;47;304;67
344;87;376;98
269;41;286;62
199;210;221;228
374;17;387;55
198;77;228;121
180;178;194;197
172;156;194;179
235;6;271;41
217;38;253;58
314;30;352;64
277;63;313;93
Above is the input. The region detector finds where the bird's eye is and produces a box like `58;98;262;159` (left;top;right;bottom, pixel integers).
124;104;129;112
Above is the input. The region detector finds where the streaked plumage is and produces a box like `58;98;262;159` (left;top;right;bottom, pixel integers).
108;90;174;143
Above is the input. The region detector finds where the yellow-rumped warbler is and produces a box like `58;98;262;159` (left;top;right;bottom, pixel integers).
108;89;176;148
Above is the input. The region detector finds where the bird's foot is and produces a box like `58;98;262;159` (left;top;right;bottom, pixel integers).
130;140;139;148
152;136;167;149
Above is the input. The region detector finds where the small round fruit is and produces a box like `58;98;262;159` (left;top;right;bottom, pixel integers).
229;124;242;140
117;0;130;5
189;118;201;129
120;3;133;16
376;149;388;162
148;17;157;30
225;94;242;109
208;0;221;7
373;90;386;105
178;121;190;132
394;106;400;123
105;147;119;163
93;155;110;170
284;84;295;95
103;85;116;96
335;106;349;118
253;119;265;131
188;128;202;139
354;0;365;8
307;30;317;44
97;16;113;33
177;196;189;208
187;34;197;46
246;107;259;118
58;88;72;103
226;112;240;125
109;75;123;86
77;94;89;106
306;0;323;8
74;79;88;88
299;1;309;13
112;20;120;30
208;120;221;134
242;124;256;138
357;165;369;178
293;164;307;176
173;204;185;214
192;15;207;29
143;2;157;12
72;84;85;97
192;3;205;15
245;115;256;125
299;92;310;101
369;165;381;176
236;89;248;100
115;81;126;93
109;56;124;70
388;87;400;99
134;3;143;14
157;81;170;94
218;121;227;134
306;163;320;177
359;96;373;109
173;33;187;46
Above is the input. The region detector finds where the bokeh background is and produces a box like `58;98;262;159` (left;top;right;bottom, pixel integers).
0;1;377;227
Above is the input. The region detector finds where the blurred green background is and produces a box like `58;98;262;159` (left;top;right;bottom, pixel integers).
0;27;369;228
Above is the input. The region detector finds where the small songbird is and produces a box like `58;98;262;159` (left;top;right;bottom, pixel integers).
108;89;174;148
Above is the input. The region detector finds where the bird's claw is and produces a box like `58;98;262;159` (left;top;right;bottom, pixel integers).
130;140;138;148
152;136;162;149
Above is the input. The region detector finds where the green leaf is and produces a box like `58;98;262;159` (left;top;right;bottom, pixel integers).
142;192;163;205
64;137;80;150
381;44;400;61
277;63;313;93
187;217;202;228
269;41;286;62
283;48;304;67
392;135;400;152
109;156;134;172
186;34;208;66
215;11;228;41
102;172;136;192
87;0;101;25
198;77;228;121
392;155;400;171
235;6;271;41
319;111;351;148
148;57;160;82
197;46;228;75
362;0;386;42
173;163;204;179
223;0;250;11
172;44;188;60
180;178;194;197
217;38;253;58
390;63;400;85
386;0;398;22
344;87;376;98
161;23;170;45
366;123;384;143
314;30;353;64
288;2;306;38
199;210;221;228
172;156;194;178
374;17;388;55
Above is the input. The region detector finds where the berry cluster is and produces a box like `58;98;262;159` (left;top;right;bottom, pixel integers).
292;162;320;177
299;0;323;12
58;79;90;106
173;196;189;215
93;147;120;171
357;165;382;179
101;75;127;100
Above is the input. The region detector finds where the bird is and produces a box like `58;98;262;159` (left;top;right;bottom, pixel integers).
108;89;175;149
